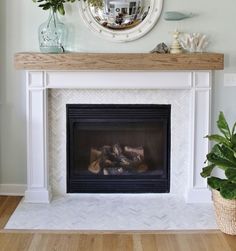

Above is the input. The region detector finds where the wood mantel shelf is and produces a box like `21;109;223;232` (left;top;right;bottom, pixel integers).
15;52;224;71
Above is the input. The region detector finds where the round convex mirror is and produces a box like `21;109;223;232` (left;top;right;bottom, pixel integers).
79;0;163;42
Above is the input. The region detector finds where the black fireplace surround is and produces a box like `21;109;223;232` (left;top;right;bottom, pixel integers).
67;104;171;193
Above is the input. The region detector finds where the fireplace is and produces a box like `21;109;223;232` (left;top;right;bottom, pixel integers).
19;67;215;203
67;104;171;193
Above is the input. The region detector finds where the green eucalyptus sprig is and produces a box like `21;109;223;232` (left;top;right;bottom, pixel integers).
201;112;236;200
32;0;103;15
32;0;77;15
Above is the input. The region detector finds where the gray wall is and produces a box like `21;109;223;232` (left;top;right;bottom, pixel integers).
0;1;6;183
0;0;236;185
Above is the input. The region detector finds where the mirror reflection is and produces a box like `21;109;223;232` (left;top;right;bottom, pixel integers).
89;0;151;30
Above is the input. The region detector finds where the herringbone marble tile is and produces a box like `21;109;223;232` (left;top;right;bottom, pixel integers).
5;194;217;230
48;89;190;196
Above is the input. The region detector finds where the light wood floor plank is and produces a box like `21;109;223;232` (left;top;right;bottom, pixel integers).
0;231;236;251
140;234;158;251
117;234;133;251
132;234;143;251
28;233;43;251
200;232;232;251
155;234;180;251
176;234;206;251
102;234;120;251
0;196;22;228
223;234;236;251
0;197;7;208
0;233;34;251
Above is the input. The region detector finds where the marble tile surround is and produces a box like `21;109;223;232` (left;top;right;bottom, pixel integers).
48;89;190;197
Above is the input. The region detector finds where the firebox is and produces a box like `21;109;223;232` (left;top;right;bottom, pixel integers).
67;104;171;193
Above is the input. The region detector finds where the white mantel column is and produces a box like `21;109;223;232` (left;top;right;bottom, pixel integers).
186;72;212;203
24;71;52;203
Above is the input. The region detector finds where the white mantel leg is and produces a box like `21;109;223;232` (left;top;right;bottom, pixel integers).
24;71;52;203
186;72;212;203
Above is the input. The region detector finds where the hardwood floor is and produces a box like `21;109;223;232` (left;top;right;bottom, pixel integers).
0;196;22;229
0;196;236;251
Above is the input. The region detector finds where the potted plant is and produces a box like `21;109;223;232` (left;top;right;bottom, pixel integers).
33;0;102;52
201;112;236;235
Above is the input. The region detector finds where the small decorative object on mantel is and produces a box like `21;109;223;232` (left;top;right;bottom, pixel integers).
201;112;236;235
150;43;169;54
164;11;194;54
180;33;209;53
170;30;182;54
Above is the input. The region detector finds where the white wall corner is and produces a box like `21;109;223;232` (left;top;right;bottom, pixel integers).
224;73;236;87
0;184;27;196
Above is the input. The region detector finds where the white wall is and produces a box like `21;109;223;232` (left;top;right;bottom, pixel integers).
0;0;236;185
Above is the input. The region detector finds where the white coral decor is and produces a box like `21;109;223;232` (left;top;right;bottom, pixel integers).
179;33;209;53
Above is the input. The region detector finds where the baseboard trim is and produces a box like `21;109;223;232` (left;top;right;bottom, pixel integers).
24;187;52;203
186;188;212;203
0;184;27;196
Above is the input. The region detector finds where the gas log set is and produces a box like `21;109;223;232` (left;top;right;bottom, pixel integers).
88;144;149;175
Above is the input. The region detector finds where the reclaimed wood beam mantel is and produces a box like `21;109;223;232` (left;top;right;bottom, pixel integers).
15;52;224;71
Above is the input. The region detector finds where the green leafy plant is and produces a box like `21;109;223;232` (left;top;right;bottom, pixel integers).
32;0;103;15
32;0;77;15
201;112;236;199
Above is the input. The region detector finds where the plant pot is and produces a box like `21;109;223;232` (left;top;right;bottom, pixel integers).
212;189;236;235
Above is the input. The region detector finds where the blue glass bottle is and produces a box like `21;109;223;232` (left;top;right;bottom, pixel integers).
38;8;67;53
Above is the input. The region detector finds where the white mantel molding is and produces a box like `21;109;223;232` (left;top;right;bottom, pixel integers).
25;70;212;203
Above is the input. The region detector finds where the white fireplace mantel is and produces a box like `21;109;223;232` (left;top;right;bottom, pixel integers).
16;53;224;204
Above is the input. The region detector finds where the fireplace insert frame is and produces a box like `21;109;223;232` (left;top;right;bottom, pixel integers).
67;104;171;193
